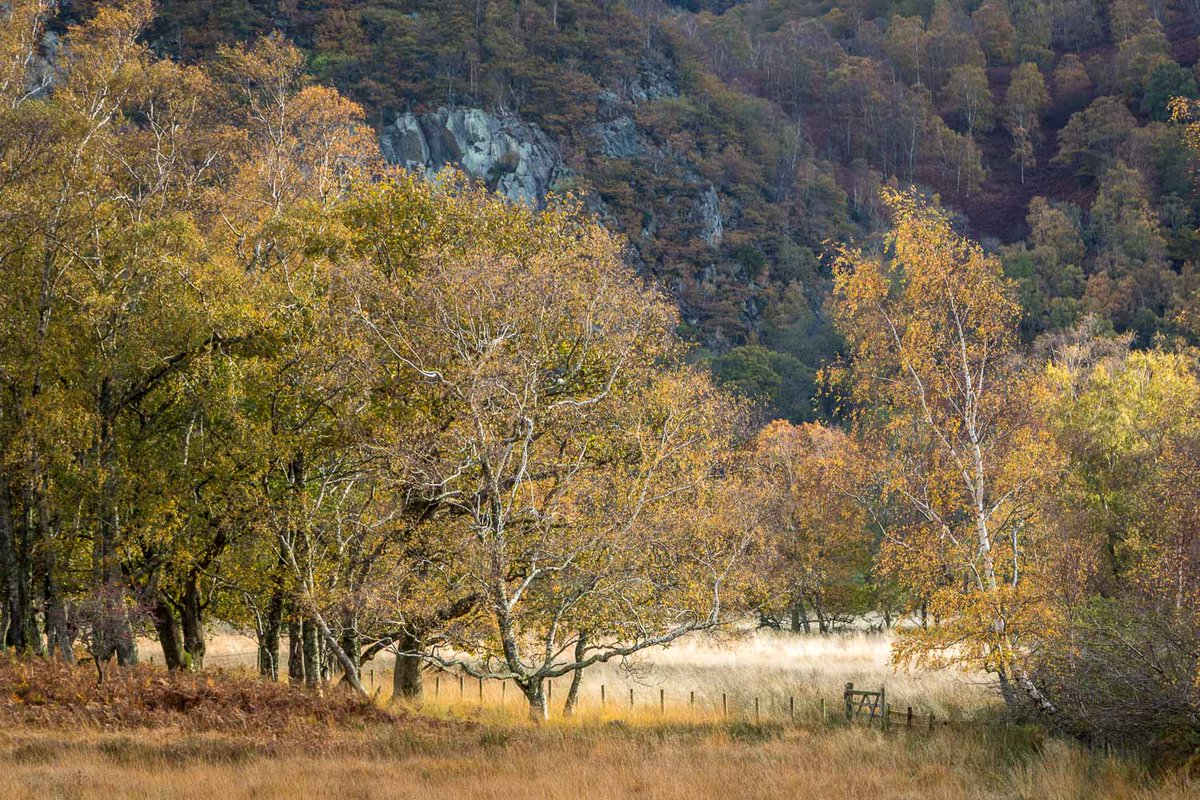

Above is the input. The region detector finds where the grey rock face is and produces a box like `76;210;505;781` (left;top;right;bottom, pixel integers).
630;56;678;103
698;184;723;247
586;116;644;159
380;107;563;204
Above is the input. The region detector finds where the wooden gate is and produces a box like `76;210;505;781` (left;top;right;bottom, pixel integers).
843;682;886;726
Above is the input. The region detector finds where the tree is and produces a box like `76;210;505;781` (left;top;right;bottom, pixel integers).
1054;96;1138;180
1051;54;1091;114
1109;0;1155;41
830;189;1060;715
1004;62;1049;184
1033;332;1200;751
1140;62;1197;122
1084;161;1172;336
946;64;996;135
1003;197;1086;337
884;16;926;86
1116;23;1172;100
708;345;816;423
352;185;756;720
748;420;871;633
971;3;1015;65
0;0;257;667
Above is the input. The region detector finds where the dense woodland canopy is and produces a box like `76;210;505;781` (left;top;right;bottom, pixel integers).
1;0;1198;758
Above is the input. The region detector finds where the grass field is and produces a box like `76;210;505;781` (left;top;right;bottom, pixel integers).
198;628;998;723
2;718;1194;800
4;631;1193;800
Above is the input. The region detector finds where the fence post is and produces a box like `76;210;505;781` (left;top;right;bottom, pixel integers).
660;688;664;713
821;697;826;722
459;674;464;699
502;681;506;704
722;692;727;718
755;696;760;724
435;674;440;697
879;686;886;728
548;679;553;704
478;677;483;704
844;683;853;720
907;706;913;728
601;684;606;705
929;712;935;731
690;690;695;713
789;696;794;722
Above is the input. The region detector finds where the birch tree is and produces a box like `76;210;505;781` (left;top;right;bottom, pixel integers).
354;186;755;719
830;188;1060;715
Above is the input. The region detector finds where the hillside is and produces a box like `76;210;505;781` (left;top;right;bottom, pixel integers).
47;0;1200;419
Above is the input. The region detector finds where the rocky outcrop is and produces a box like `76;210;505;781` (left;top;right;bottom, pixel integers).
379;107;564;204
586;116;645;160
629;55;678;103
697;184;723;247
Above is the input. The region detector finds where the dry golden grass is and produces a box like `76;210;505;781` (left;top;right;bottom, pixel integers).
31;632;1184;799
361;629;997;723
1;720;1193;800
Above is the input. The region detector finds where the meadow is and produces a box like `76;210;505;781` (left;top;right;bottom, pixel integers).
4;630;1187;800
193;628;995;723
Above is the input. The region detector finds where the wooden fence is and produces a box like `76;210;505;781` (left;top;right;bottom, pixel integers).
159;652;984;731
843;681;966;730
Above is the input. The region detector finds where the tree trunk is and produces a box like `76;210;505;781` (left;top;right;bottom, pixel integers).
257;583;284;681
311;609;367;697
31;483;70;661
0;476;21;650
522;677;548;722
339;610;359;684
392;630;424;701
96;379;136;666
15;487;39;653
180;573;205;670
814;597;828;634
301;617;320;689
287;616;304;685
563;633;587;716
42;557;73;662
791;600;811;634
151;594;185;670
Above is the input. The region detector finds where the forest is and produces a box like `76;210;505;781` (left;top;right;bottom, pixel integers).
0;0;1198;794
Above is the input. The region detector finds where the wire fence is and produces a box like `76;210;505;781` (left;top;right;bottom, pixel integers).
146;648;993;730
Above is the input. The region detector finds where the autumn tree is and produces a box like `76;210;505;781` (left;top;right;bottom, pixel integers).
830;189;1060;715
946;64;996;135
1116;22;1172;100
748;421;871;633
0;0;258;668
1082;161;1171;336
1033;330;1200;750
1003;197;1086;337
1054;96;1138;180
352;187;755;720
971;2;1015;65
885;16;926;86
1004;62;1049;183
1051;54;1091;114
